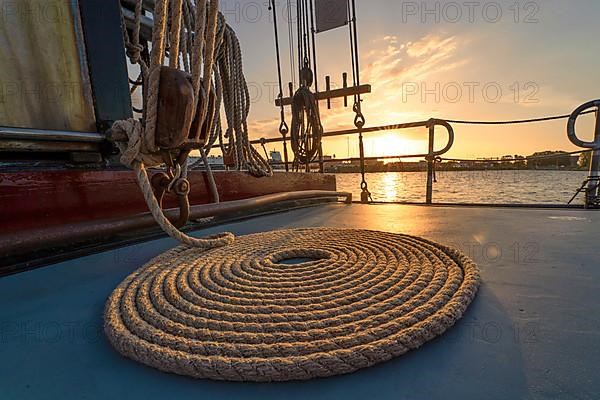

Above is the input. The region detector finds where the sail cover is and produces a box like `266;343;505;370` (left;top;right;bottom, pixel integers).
315;0;348;33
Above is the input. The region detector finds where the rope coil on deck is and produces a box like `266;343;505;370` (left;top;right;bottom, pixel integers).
104;228;480;382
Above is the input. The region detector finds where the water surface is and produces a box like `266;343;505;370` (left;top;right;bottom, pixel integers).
336;170;589;205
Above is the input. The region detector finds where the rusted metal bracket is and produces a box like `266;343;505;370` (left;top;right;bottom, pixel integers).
151;171;191;229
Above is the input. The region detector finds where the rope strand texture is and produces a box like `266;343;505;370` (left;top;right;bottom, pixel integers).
105;228;480;382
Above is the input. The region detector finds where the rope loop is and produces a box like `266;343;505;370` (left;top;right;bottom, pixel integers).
290;87;323;165
125;43;144;65
134;160;235;249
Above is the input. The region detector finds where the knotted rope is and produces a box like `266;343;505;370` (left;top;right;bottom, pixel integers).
114;0;234;249
105;228;480;382
120;0;272;177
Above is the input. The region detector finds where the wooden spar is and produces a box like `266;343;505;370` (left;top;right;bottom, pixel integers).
275;84;371;107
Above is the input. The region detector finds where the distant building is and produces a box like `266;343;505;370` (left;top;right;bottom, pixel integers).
270;151;283;163
207;155;224;165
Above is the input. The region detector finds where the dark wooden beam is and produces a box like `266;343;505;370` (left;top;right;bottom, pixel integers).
78;0;132;133
275;84;372;107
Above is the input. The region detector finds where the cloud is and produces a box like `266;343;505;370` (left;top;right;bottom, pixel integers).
245;34;467;145
318;34;466;131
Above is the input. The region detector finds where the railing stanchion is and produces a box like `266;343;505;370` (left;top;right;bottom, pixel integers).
588;110;600;205
318;142;324;173
358;130;370;203
567;100;600;208
426;123;435;205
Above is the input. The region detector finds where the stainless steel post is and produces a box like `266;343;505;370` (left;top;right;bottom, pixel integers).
567;100;600;208
426;125;435;205
586;114;600;206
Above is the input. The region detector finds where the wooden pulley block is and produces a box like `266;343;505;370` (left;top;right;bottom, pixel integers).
156;66;195;149
223;152;236;168
189;84;217;147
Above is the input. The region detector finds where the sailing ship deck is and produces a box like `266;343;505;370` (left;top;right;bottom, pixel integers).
1;203;598;400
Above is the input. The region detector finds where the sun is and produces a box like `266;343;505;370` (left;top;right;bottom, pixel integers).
368;132;425;159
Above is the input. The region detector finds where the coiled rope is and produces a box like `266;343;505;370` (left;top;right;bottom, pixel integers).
290;87;323;166
104;228;480;382
106;3;481;382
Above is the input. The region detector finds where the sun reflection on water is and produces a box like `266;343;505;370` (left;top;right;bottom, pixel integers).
380;172;400;203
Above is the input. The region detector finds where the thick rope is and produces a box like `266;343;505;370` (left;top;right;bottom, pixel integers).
132;161;233;248
115;0;236;248
116;0;272;249
199;147;220;203
290;87;323;166
120;1;272;175
104;228;480;382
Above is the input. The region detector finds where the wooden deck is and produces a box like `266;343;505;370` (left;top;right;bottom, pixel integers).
0;203;598;399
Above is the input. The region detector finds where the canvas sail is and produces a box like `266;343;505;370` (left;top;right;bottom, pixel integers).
315;0;348;33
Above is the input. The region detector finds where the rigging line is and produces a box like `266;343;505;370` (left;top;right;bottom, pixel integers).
350;0;361;104
296;0;303;83
308;0;318;92
300;0;309;65
444;109;597;125
286;0;296;89
299;0;305;63
269;0;285;110
302;0;311;65
347;0;357;101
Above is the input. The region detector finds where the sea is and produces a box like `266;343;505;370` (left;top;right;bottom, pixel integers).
335;170;590;205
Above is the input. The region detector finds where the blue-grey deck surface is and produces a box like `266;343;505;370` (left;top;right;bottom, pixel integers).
1;204;598;400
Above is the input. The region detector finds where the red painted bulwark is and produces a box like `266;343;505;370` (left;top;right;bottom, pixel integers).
0;170;336;234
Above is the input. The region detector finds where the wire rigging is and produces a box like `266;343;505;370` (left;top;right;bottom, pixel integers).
444;109;596;125
286;0;296;89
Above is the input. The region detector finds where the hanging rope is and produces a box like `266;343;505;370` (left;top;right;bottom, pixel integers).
346;0;371;203
121;0;272;178
269;0;290;172
114;0;246;248
286;0;296;90
290;87;323;166
271;0;323;171
214;19;273;177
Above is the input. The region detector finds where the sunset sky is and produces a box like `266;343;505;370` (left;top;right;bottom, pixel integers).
221;0;600;160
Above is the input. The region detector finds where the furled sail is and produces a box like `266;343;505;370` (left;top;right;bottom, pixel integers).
315;0;348;33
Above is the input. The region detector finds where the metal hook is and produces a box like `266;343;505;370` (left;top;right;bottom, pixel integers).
279;120;289;136
354;112;366;129
151;171;191;229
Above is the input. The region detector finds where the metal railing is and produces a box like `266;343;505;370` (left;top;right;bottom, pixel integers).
246;101;600;207
567;100;600;208
250;119;454;204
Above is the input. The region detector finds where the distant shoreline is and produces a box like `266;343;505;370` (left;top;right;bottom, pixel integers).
325;168;588;174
